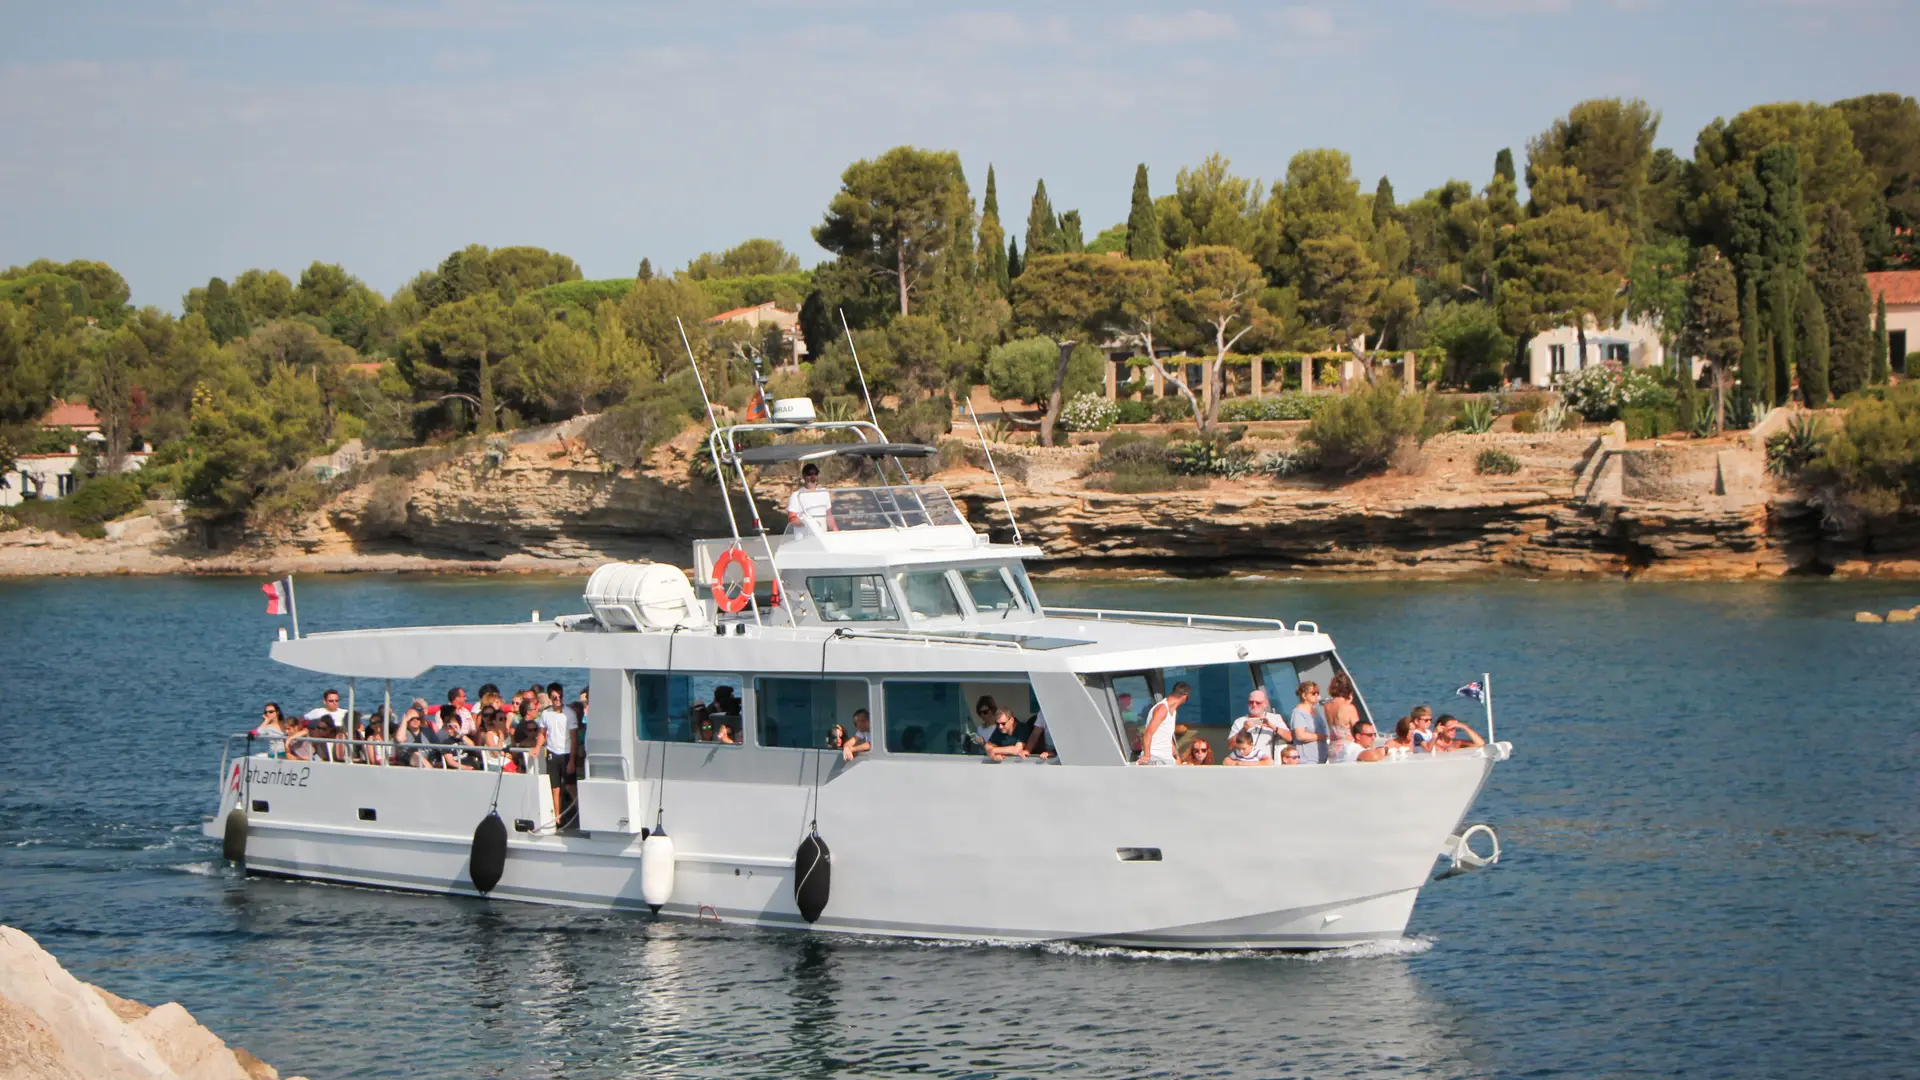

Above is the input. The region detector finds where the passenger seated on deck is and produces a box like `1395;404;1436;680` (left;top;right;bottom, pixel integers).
1179;739;1213;766
284;716;314;761
1330;720;1387;763
842;709;873;761
984;708;1030;760
253;704;287;756
825;724;848;751
1430;715;1485;753
1407;706;1434;749
971;696;998;750
305;689;347;728
1223;730;1273;766
1387;717;1417;752
1278;745;1303;766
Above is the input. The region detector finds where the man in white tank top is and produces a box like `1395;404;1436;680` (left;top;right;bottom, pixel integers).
1137;682;1190;766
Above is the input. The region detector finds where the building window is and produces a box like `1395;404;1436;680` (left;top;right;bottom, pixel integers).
636;672;746;745
1549;345;1568;374
806;575;897;622
1605;343;1629;365
756;677;868;750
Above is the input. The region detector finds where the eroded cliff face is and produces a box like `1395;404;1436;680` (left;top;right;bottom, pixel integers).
7;423;1917;578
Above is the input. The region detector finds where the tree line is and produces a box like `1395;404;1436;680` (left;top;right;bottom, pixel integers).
1;91;1914;521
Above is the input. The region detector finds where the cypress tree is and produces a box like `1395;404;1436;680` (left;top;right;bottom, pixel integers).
1770;275;1795;406
1026;180;1061;258
1680;246;1741;432
1059;210;1085;253
1373;176;1397;230
636;258;653;281
1494;148;1516;184
1007;236;1023;280
1738;277;1764;398
1126;164;1164;261
1795;278;1830;406
979;165;1010;296
1809;204;1875;394
1872;293;1890;384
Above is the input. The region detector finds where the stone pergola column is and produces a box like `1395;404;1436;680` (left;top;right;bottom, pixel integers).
1301;355;1314;394
1404;351;1416;392
1105;356;1118;401
1251;357;1264;398
1202;360;1215;412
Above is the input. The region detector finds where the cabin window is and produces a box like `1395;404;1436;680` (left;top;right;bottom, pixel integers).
756;677;870;749
635;672;747;746
806;574;898;622
959;567;1024;616
894;571;965;621
884;679;1035;756
1087;657;1349;758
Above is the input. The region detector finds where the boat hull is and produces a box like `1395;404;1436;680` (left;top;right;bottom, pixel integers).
207;750;1499;950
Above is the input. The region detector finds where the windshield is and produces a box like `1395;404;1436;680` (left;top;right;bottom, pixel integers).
960;566;1024;617
894;571;965;622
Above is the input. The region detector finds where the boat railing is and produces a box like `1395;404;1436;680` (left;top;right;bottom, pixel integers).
222;733;548;772
828;627;1029;651
1043;606;1295;632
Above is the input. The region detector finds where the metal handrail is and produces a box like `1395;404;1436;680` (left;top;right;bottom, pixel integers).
228;733;548;771
1042;606;1291;631
830;628;1029;651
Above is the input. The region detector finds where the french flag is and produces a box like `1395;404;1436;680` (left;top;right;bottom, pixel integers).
262;576;293;615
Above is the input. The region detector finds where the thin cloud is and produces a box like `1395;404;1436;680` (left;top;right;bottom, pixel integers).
1275;5;1336;38
1119;10;1239;44
1433;0;1573;14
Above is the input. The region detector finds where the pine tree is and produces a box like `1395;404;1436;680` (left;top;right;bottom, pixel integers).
979;165;1010;296
1059;210;1085;253
1794;278;1830;405
1007;236;1023;280
1494;148;1516;184
1809;204;1875;395
1026;180;1061;258
1126;165;1164;261
1372;176;1396;230
1872;293;1890;384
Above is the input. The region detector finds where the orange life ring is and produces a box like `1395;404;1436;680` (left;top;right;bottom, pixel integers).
712;547;754;613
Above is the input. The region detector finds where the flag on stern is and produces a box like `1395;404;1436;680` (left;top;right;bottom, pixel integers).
262;576;293;615
745;387;770;423
1455;681;1485;703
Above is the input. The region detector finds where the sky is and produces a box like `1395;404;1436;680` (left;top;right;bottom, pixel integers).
3;0;1916;311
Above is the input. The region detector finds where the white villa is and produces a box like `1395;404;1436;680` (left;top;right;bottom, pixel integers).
3;444;151;507
1524;314;1674;387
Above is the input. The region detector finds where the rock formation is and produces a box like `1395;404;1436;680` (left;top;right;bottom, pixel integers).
0;926;297;1080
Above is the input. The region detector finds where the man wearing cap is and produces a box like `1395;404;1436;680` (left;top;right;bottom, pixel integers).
786;462;833;534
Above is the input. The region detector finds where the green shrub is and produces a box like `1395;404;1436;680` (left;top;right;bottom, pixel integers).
1092;432;1170;470
1621;407;1678;441
1510;410;1537;434
1151;393;1197;423
1059;393;1119;433
1814;383;1920;506
1168;438;1256;478
584;396;689;470
1217;392;1327;422
1302;384;1426;474
1085;463;1209;493
1255;446;1317;476
1115;399;1153;424
1475;447;1522;475
985;337;1101;406
62;475;145;524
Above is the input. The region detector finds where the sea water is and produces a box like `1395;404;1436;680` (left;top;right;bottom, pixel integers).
1;575;1915;1079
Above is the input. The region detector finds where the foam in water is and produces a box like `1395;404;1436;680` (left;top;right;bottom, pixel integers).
175;861;220;876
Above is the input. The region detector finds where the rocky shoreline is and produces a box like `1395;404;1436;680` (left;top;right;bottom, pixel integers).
4;422;1918;581
0;926;298;1080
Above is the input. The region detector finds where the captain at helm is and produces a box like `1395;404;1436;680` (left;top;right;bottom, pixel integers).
787;462;833;534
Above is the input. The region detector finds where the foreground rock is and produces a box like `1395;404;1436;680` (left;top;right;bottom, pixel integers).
0;926;298;1080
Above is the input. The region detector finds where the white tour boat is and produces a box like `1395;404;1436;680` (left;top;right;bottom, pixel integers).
205;393;1510;950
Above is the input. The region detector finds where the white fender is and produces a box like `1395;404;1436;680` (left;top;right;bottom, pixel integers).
640;832;676;909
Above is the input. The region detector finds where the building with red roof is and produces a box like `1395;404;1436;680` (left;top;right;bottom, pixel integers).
705;301;807;369
37;399;101;433
1866;270;1920;375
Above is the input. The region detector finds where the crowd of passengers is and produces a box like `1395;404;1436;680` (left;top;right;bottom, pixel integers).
1126;674;1485;766
252;682;587;821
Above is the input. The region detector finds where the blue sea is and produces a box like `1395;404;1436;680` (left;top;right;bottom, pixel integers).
1;574;1915;1079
